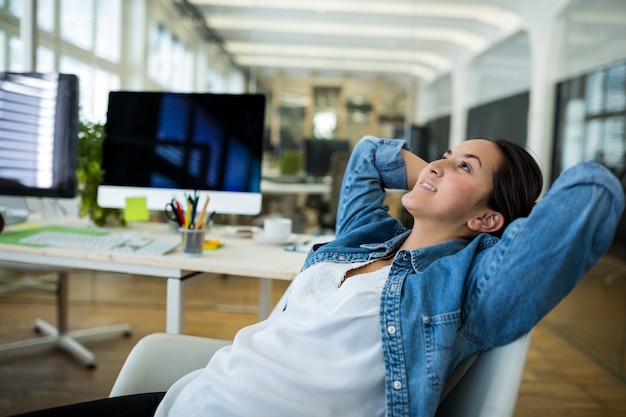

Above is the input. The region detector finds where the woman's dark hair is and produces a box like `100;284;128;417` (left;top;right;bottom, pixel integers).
485;139;543;238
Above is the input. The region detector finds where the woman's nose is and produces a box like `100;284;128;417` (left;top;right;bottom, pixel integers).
428;160;444;176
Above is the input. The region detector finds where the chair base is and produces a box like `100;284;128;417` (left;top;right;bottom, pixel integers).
0;274;57;294
0;268;132;369
0;318;131;368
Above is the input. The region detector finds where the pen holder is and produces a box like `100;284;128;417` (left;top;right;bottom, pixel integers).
179;228;205;257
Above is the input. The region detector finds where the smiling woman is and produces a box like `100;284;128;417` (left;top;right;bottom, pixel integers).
400;138;542;242
13;135;623;417
401;139;506;243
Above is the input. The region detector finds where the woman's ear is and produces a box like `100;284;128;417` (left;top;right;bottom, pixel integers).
467;211;504;234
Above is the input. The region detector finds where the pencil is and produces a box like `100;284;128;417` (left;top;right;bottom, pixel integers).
184;199;192;229
197;194;210;228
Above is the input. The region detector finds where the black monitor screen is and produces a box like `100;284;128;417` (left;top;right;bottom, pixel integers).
0;72;79;198
102;92;265;195
304;139;351;177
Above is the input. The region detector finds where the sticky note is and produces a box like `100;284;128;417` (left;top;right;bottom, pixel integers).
124;197;149;222
204;239;223;250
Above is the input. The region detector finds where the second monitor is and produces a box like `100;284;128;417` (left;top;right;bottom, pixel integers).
303;138;351;178
98;92;266;215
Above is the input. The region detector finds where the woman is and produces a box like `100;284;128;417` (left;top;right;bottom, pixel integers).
15;136;624;417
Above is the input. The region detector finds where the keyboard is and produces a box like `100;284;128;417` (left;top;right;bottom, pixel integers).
20;231;180;255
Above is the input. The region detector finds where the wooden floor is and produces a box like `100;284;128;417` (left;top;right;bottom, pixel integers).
0;256;625;416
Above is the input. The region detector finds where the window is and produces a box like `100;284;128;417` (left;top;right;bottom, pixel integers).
554;59;626;181
585;68;605;115
36;45;54;72
58;0;121;121
8;35;21;71
0;32;5;69
60;55;119;123
94;0;120;63
60;0;93;51
37;0;54;32
8;0;21;17
148;24;168;85
148;23;194;90
606;61;626;113
313;87;340;139
1;0;240;122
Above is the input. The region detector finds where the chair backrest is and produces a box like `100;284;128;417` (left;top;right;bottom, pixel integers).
320;151;351;229
436;330;533;417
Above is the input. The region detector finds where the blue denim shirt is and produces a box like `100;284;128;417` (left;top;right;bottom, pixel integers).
301;136;624;417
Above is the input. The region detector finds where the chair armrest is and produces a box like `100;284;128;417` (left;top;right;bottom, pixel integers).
109;333;231;397
436;330;533;417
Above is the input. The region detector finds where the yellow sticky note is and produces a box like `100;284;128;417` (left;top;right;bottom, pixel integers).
124;197;149;222
204;239;222;250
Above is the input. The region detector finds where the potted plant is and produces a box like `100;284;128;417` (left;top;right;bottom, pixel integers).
76;121;126;227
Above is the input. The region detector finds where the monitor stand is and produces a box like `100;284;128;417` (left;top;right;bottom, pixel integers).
0;196;29;228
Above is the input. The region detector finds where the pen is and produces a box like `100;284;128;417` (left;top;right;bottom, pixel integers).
191;190;199;224
173;199;185;226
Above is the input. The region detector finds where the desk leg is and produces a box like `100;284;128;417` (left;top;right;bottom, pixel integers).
166;278;184;334
258;278;272;321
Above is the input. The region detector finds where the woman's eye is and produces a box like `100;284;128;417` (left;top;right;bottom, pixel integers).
459;161;471;172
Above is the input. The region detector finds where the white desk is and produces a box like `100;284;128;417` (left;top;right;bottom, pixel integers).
0;220;308;334
261;178;331;195
261;179;331;230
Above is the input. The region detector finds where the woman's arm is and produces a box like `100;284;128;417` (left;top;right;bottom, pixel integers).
464;161;624;346
334;136;410;236
401;149;428;190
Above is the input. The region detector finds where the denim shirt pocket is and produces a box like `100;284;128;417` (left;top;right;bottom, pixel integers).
421;310;461;392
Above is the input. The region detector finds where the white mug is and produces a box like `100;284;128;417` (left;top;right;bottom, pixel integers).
263;217;292;241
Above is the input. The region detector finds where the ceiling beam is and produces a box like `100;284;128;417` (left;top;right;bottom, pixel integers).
226;42;451;71
192;0;521;29
205;16;488;50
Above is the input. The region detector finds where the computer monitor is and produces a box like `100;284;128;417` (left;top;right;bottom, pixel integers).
0;72;79;198
0;72;79;224
97;91;266;215
303;138;351;177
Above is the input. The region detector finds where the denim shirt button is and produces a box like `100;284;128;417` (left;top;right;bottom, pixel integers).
387;325;396;334
338;255;346;260
393;380;402;389
390;283;397;290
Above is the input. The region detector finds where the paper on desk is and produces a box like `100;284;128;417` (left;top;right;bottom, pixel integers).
0;225;107;246
284;235;335;253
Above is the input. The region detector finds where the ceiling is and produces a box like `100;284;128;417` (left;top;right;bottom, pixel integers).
182;0;527;84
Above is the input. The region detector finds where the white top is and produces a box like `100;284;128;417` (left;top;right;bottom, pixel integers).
155;260;390;417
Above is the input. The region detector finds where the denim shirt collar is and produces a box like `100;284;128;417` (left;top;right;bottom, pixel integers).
362;229;487;272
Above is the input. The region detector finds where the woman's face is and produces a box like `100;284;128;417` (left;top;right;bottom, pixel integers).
402;139;504;232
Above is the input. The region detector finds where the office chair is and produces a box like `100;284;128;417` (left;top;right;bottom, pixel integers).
316;151;351;231
110;288;533;417
0;262;132;368
0;197;132;367
0;264;58;294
